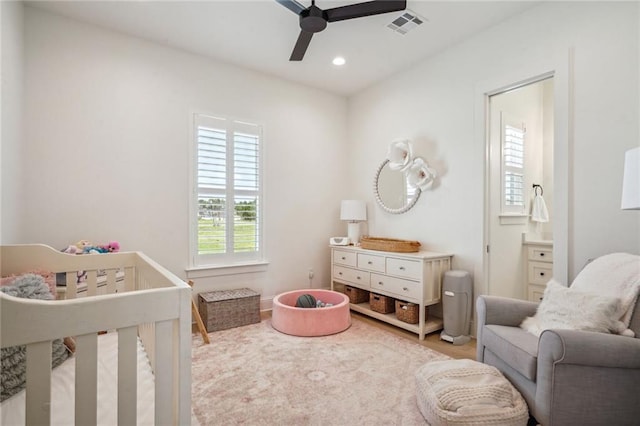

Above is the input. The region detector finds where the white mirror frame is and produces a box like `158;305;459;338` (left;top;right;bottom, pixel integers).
373;159;422;214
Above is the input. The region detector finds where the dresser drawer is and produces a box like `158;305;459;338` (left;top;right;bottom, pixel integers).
386;258;421;280
527;246;553;263
357;253;385;273
528;261;552;285
333;265;370;287
371;273;420;301
333;249;357;267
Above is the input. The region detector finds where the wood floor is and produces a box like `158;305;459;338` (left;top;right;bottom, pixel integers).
349;312;477;360
252;310;477;360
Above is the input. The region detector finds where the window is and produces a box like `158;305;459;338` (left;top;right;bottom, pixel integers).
501;117;526;214
191;114;263;266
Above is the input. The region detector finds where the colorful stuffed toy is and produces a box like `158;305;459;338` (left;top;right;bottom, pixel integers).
61;240;120;255
100;241;120;253
82;241;121;254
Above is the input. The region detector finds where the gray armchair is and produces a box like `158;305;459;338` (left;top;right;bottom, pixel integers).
476;294;640;426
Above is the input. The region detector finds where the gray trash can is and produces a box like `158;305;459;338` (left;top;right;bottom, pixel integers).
440;270;472;345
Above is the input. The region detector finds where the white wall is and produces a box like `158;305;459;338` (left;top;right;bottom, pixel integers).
19;7;349;303
1;1;24;244
348;2;639;299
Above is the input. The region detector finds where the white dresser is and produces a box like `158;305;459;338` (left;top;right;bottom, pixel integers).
525;244;553;302
330;246;452;340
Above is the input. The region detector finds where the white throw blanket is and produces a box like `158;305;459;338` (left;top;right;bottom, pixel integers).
571;253;640;330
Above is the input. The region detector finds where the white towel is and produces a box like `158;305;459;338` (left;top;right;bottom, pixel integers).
531;193;549;223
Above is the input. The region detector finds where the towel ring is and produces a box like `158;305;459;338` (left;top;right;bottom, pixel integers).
533;184;543;196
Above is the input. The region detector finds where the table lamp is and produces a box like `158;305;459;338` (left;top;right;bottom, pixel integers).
340;200;367;245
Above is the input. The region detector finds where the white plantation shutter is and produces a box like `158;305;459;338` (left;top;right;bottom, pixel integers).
193;114;262;265
501;116;526;214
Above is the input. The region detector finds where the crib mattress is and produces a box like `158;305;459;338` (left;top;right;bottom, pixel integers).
0;331;155;425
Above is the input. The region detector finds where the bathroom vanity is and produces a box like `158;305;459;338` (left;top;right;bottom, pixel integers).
522;234;553;302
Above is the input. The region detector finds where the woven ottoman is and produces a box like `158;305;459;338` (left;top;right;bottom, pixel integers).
415;359;528;426
198;288;260;332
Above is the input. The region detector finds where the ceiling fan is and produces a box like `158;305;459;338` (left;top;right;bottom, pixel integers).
276;0;407;61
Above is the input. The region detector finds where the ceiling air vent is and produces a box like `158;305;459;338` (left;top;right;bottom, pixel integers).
387;10;426;35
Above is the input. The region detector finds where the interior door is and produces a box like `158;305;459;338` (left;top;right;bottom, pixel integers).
487;108;528;299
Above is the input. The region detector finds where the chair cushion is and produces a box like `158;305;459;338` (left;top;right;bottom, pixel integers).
415;359;529;426
483;325;539;381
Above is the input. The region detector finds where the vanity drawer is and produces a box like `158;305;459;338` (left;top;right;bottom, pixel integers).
528;285;546;303
357;253;385;273
333;250;357;267
528;247;553;263
333;265;370;287
371;273;420;301
528;261;552;285
386;258;421;280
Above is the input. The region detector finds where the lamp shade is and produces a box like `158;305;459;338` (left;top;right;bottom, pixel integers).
340;200;367;221
621;147;640;210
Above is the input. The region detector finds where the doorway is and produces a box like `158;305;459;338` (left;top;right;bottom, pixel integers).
486;77;554;299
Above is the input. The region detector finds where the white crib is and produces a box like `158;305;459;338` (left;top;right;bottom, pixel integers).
0;244;192;425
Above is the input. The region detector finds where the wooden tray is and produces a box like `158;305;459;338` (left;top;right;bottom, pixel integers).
360;237;421;253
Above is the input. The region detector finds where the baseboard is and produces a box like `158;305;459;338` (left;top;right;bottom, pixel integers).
260;296;273;312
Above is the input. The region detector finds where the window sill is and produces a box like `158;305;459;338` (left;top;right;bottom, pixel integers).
499;214;529;225
185;261;269;279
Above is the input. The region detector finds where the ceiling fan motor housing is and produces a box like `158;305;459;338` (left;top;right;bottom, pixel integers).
300;5;328;33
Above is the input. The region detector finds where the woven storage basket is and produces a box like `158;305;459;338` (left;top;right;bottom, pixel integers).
370;292;395;314
344;285;369;304
395;300;428;324
198;288;260;332
360;237;421;253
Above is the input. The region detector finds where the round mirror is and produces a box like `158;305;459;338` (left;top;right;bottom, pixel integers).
373;159;421;214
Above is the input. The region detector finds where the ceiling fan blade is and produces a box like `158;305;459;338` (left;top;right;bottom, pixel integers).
325;0;406;22
290;31;314;61
276;0;306;15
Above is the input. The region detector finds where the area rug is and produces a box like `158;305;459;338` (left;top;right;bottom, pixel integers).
191;316;450;425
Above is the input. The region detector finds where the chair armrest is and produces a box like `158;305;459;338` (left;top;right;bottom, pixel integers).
538;329;640;368
476;295;539;327
535;330;640;425
476;295;539;362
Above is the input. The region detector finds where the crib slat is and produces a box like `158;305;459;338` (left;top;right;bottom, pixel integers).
106;269;117;294
75;333;98;426
66;272;77;299
155;320;173;424
86;270;98;297
118;326;138;425
124;267;135;292
26;341;52;426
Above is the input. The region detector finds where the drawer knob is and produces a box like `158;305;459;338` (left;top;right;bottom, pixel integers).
341;256;346;260
540;253;545;257
403;287;408;291
357;276;361;280
378;281;384;285
399;266;406;271
338;272;343;276
367;261;373;265
540;272;545;276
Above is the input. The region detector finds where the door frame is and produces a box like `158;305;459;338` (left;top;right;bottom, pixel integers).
475;49;573;298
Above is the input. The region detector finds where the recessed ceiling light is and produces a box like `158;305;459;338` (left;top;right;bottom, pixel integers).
332;56;346;66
